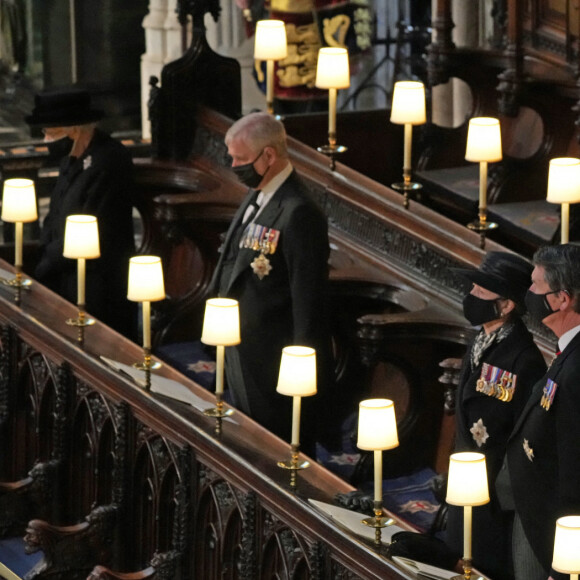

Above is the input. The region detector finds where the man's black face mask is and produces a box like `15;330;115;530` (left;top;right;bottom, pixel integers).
232;150;264;189
524;289;560;322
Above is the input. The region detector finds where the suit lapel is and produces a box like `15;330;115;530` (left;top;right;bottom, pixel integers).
212;190;259;287
510;332;580;436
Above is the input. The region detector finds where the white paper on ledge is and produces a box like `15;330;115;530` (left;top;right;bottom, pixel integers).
308;499;405;545
0;268;15;281
392;556;469;580
100;356;227;415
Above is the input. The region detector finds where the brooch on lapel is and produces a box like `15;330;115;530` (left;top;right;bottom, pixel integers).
83;155;92;170
523;438;534;462
476;363;516;402
244;225;280;280
540;378;558;411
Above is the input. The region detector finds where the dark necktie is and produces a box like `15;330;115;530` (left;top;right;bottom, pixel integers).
227;190;260;258
242;189;261;225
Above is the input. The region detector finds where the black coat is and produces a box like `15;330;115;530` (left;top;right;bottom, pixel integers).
35;129;137;339
505;329;580;576
447;318;546;580
210;171;333;450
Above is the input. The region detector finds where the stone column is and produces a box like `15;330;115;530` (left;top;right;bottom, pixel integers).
141;0;170;139
431;0;481;129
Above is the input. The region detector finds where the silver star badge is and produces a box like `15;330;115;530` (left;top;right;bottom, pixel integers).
251;253;272;280
470;418;489;448
523;438;534;462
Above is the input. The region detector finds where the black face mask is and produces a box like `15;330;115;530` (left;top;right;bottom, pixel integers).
45;136;73;164
462;293;501;326
232;150;265;189
525;289;559;322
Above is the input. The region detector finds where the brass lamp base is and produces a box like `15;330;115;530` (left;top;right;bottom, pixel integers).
467;218;498;249
317;143;347;171
1;271;32;306
203;393;234;437
361;501;395;547
133;347;162;391
391;180;423;209
66;309;95;348
133;360;162;371
461;556;473;580
277;443;310;490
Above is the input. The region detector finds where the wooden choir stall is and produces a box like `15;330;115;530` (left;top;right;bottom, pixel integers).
0;0;570;577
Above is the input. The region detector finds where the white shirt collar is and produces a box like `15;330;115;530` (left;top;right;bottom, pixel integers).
558;324;580;352
256;162;293;211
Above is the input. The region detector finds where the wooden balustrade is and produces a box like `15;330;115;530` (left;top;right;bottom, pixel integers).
0;259;430;578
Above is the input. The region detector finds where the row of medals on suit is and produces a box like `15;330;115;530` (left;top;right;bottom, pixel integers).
476;362;516;402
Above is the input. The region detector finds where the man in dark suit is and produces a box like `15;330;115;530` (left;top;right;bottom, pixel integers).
447;252;546;580
26;88;137;339
209;112;333;453
499;243;580;579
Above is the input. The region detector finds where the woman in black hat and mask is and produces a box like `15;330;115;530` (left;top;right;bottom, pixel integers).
445;251;547;580
26;88;137;340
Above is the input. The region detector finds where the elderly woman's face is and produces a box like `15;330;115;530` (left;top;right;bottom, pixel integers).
470;283;501;301
42;126;71;143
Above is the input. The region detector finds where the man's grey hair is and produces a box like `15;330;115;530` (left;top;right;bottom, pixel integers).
533;243;580;313
225;112;288;158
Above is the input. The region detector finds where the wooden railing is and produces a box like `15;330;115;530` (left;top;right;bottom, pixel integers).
0;259;425;579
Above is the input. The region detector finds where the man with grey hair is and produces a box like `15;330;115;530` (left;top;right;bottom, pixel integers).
210;112;333;454
499;243;580;579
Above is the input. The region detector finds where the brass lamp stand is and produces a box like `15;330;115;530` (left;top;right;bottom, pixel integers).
390;81;426;209
546;157;580;244
63;215;100;348
1;179;38;306
200;298;240;436
128;256;166;390
254;20;287;116
276;346;317;490
357;399;399;547
446;452;490;580
315;48;350;171
465;117;502;249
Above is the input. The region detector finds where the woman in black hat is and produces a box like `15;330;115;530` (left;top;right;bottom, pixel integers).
445;251;547;580
26;88;137;339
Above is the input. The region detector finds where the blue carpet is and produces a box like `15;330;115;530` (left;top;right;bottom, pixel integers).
0;536;44;577
317;413;441;532
363;468;441;532
155;341;216;390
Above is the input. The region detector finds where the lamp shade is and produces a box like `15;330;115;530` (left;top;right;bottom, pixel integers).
315;47;350;90
446;452;490;506
127;256;165;302
254;20;288;61
465;117;503;163
390;81;426;125
201;298;241;346
63;215;100;259
276;345;317;397
546;158;580;204
357;398;399;451
1;178;38;223
553;516;580;574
